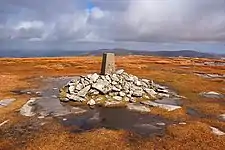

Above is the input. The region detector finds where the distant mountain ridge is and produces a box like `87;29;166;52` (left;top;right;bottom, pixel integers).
0;48;224;58
85;49;224;58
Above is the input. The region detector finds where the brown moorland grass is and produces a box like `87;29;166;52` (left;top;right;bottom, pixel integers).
0;56;225;150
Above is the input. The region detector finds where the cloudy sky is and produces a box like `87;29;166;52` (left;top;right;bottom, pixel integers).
0;0;225;54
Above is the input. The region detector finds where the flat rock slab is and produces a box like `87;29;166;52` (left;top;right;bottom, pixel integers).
20;97;87;117
127;103;151;113
20;99;36;117
104;101;123;107
0;98;16;107
200;91;224;99
32;97;73;117
141;100;182;111
210;127;225;136
154;98;182;106
219;114;225;121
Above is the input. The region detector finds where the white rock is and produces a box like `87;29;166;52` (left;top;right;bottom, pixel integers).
92;81;111;94
200;91;224;99
144;88;157;98
207;91;221;95
154;84;167;90
157;89;169;94
143;95;150;99
87;99;96;106
130;84;142;91
129;90;134;95
89;89;99;95
219;114;225;120
105;75;112;83
87;74;92;79
179;122;187;125
132;89;144;97
51;95;57;98
104;101;122;107
124;76;134;82
38;116;45;119
68;85;76;94
100;75;106;81
210;127;225;136
134;80;142;86
115;84;122;90
20;99;36;117
141;82;149;88
123;83;130;91
156;122;166;126
0;98;16;107
158;93;170;98
118;79;123;84
76;83;83;90
119;91;126;97
109;92;115;96
67;94;85;102
77;85;91;97
116;69;124;75
111;74;119;82
127;103;150;113
142;79;150;84
112;81;118;85
133;76;138;81
129;98;136;103
127;94;132;98
90;73;99;83
113;96;123;101
141;101;181;111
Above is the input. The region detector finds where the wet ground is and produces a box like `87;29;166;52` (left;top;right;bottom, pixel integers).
12;76;224;137
11;76;180;137
60;107;175;137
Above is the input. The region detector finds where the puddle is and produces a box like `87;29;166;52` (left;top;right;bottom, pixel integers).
14;76;177;137
61;106;174;137
39;76;77;97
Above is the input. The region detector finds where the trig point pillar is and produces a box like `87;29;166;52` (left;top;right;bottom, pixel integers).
101;53;115;75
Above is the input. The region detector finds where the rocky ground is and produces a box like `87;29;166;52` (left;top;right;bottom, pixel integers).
0;56;225;150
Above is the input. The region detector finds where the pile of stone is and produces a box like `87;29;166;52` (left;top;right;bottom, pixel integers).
59;69;172;106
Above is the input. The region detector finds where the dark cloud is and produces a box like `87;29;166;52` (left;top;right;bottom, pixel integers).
0;0;225;47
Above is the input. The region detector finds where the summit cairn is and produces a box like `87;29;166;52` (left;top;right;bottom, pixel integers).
59;53;174;107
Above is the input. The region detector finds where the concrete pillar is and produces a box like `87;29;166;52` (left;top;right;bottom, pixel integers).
101;53;115;75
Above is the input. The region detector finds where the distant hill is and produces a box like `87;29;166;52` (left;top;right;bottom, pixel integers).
0;48;224;58
85;49;224;58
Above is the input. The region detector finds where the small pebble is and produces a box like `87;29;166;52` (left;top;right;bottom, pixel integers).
38;116;45;119
51;95;57;98
41;122;46;126
156;122;166;126
179;122;186;125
